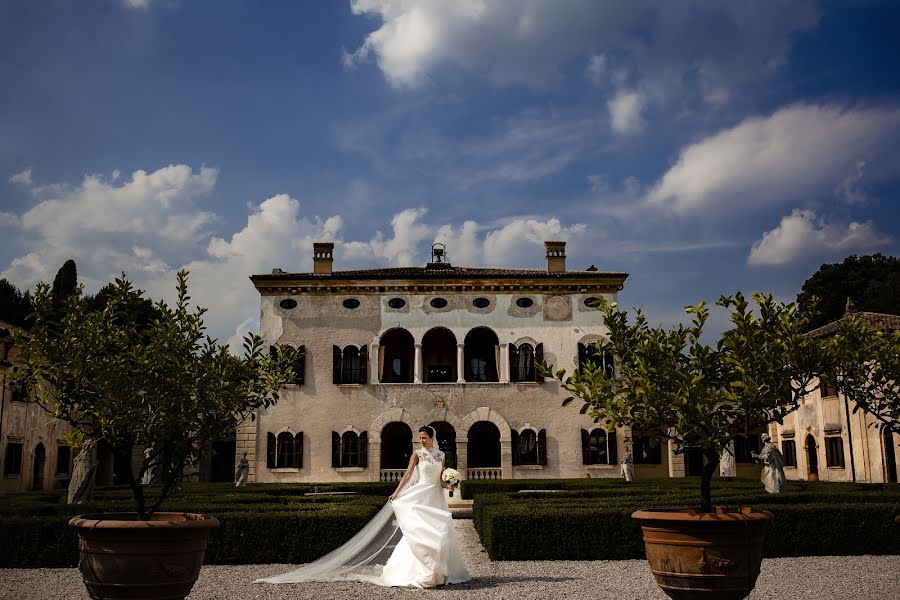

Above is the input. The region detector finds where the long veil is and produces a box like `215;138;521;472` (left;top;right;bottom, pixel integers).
255;468;418;584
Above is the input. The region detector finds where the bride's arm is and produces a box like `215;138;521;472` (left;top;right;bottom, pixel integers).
389;452;418;501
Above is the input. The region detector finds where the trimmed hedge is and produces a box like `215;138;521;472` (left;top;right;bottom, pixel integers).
469;479;900;560
0;482;391;567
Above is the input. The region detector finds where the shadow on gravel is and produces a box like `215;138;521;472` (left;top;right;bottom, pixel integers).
447;576;577;589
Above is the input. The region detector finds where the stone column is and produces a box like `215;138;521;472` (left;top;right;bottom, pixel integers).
456;437;468;478
668;439;686;478
456;343;465;383
372;343;381;384
235;413;258;482
414;343;423;384
500;439;514;479
499;343;509;383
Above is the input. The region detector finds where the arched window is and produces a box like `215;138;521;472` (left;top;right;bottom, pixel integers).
578;342;615;378
332;431;368;468
333;345;368;384
581;428;617;465
509;342;544;382
511;428;547;466
379;329;414;383
422;328;457;382
464;328;499;382
268;431;304;468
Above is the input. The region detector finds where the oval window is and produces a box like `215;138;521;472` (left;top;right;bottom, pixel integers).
388;298;406;309
430;298;448;309
584;297;599;307
279;298;298;310
342;298;361;309
473;297;490;309
515;297;534;308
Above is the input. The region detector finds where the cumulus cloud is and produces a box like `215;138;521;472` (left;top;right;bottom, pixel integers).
646;104;900;215
9;168;32;186
748;209;892;267
122;0;151;9
0;212;20;227
607;89;645;135
342;207;431;266
346;0;819;101
835;160;868;205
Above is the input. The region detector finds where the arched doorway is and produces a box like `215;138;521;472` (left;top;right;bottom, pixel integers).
464;328;499;382
468;421;500;468
806;434;819;481
31;443;45;491
430;421;457;469
422;328;457;383
380;329;414;383
381;422;414;469
884;430;898;484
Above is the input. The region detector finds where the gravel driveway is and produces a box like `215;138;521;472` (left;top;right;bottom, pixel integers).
2;521;898;600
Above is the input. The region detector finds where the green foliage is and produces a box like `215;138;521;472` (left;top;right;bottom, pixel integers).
51;259;78;306
833;316;900;435
0;483;391;567
797;254;900;332
469;479;900;560
0;278;35;328
538;293;823;513
9;270;298;519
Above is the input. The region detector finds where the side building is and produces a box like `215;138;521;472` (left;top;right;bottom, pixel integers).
768;307;900;484
245;241;702;484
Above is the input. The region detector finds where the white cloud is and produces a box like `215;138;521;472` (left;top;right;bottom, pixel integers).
122;0;151;9
835;160;868;205
342;207;431;267
0;212;20;227
347;0;819;100
608;90;645;135
646;104;900;216
9;168;32;186
483;218;587;266
585;54;608;86
748;209;892;267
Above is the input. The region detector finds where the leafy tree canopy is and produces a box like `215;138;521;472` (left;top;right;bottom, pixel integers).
51;259;78;302
797;254;900;332
0;279;35;328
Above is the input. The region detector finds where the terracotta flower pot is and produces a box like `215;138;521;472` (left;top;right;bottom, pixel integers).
632;507;772;600
69;512;219;600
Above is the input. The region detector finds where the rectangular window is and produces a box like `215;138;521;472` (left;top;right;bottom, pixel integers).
782;440;797;467
4;442;23;476
825;436;845;468
56;445;72;475
820;373;838;398
633;436;662;464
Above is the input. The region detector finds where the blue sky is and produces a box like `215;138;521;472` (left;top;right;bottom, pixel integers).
2;0;899;348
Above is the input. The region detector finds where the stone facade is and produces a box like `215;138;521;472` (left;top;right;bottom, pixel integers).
248;242;687;483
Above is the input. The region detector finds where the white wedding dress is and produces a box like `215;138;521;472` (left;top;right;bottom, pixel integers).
256;446;471;588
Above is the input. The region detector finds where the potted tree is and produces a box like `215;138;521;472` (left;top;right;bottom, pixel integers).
12;271;296;600
540;293;822;600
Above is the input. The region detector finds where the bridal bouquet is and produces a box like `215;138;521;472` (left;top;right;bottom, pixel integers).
441;468;460;497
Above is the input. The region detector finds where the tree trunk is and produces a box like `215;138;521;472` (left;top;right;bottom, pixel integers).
699;449;720;514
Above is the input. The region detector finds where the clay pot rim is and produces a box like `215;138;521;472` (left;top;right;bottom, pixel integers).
632;507;773;522
69;512;220;530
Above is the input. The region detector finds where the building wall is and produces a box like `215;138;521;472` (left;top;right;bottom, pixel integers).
253;290;638;482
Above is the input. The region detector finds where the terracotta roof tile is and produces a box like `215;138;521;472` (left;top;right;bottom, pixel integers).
805;311;900;338
252;265;627;281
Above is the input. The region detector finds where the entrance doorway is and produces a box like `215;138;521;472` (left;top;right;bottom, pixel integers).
806;434;819;480
884;430;898;484
381;422;414;469
468;421;500;468
31;443;45;490
429;421;457;469
210;433;237;483
685;448;704;476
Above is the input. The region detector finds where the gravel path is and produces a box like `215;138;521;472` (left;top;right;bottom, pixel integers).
2;521;898;600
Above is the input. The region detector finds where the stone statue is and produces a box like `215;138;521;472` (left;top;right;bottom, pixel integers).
235;452;250;487
141;447;155;485
719;440;736;478
68;441;98;504
620;448;634;482
751;433;786;494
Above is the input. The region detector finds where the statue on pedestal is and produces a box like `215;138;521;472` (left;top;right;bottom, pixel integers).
235;451;250;487
719;440;736;478
751;433;786;494
141;447;155;485
620;447;634;482
68;441;97;504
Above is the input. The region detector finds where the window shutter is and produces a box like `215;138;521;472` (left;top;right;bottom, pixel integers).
332;432;340;468
538;429;548;466
359;432;368;468
534;343;544;382
295;346;305;385
267;433;276;469
359;345;368;384
294;432;303;468
333;346;342;384
608;428;618;464
581;429;589;465
511;429;521;466
509;344;519;382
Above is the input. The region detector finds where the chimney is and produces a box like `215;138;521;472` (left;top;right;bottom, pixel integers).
313;242;334;274
545;241;566;274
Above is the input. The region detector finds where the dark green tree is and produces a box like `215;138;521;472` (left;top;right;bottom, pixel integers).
51;259;78;302
797;254;900;332
85;281;160;331
0;279;35;328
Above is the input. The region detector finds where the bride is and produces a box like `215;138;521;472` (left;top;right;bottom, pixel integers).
256;425;471;588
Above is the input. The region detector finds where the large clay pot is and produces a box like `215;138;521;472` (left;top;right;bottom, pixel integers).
69;512;219;600
632;507;772;600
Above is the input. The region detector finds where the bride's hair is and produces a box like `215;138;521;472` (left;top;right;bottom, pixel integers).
418;426;436;438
